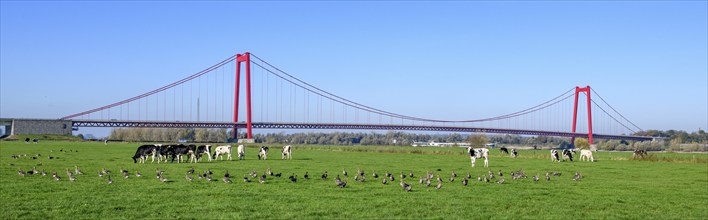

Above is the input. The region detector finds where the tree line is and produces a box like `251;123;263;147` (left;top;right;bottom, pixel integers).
103;128;706;152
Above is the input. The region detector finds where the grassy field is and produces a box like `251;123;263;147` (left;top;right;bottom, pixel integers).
1;141;706;219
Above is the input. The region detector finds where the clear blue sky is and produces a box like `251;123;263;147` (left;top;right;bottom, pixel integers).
1;1;706;137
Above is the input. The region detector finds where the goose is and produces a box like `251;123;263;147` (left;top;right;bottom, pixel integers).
498;170;503;177
409;171;414;178
107;176;112;184
462;178;469;186
400;181;412;192
290;175;297;183
372;171;378;179
466;172;472;179
98;171;104;177
267;168;273;176
496;178;505;184
187;167;195;174
123;171;129;179
74;166;83;175
66;168;73;177
223;176;232;183
41;170;47;176
436;181;442;190
321;171;328;180
335;175;346;188
303;172;309;179
135;171;142;177
243;176;251;182
400;172;406;179
436;175;443;183
419;177;425;184
449;176;455;182
545;172;550;181
274;173;282;177
159;175;168;183
385;171;392;178
250;170;258;178
259;174;266;183
224;170;231;178
451;171;456;178
425;178;431;187
353;175;359;182
186;174;194;182
533;175;539;182
357;168;364;177
477;176;482;181
205;175;213;182
382;178;388;184
17;168;25;177
69;175;76;181
342;169;347;177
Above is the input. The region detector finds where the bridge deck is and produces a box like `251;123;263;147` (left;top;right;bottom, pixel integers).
71;120;653;141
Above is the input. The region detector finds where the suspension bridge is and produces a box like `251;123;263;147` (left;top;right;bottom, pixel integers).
61;52;652;143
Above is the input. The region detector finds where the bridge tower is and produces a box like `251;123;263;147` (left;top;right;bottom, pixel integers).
571;86;593;145
233;52;253;140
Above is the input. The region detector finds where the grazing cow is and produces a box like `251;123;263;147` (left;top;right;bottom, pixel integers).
562;149;575;162
32;139;38;144
258;146;269;160
237;145;245;160
499;147;509;155
171;144;196;163
633;149;648;159
466;147;489;168
213;145;232;160
195;145;213;162
511;149;518;158
550;149;560;162
156;145;173;163
579;149;594;162
25;138;30;144
132;145;157;163
282;145;292;160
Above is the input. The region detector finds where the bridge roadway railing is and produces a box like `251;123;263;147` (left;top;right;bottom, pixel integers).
71;120;653;141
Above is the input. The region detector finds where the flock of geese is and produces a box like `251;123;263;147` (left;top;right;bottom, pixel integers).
15;165;585;191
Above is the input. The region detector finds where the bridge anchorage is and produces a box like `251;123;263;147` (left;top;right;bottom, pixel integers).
62;52;652;143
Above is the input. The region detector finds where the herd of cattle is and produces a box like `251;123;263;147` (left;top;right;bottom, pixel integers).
132;144;293;164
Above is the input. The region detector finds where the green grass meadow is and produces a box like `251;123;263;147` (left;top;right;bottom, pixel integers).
1;141;706;219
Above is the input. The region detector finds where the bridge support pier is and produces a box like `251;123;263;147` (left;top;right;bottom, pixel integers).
571;86;593;145
234;52;253;140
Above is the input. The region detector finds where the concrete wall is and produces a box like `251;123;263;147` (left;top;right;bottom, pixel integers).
10;119;72;135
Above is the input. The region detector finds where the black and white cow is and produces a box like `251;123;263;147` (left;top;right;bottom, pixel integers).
550;149;560;162
499;147;509;155
213;145;232;160
32;139;38;144
466;147;489;168
237;145;245;160
156;145;173;163
196;145;212;162
282;145;292;160
25;138;30;144
171;144;197;163
562;149;575;162
258;146;269;160
133;145;157;163
511;148;518;158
